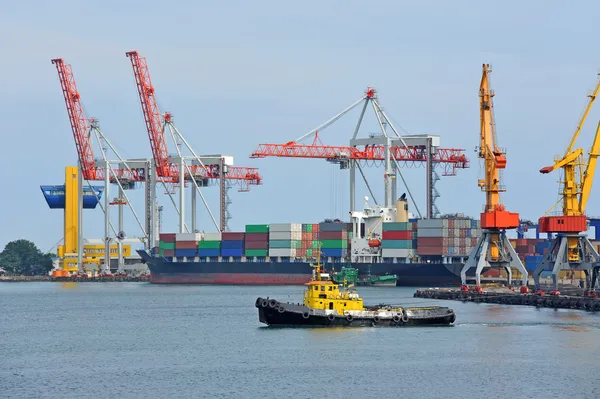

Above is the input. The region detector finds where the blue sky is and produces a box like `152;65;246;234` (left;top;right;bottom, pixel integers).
1;0;600;252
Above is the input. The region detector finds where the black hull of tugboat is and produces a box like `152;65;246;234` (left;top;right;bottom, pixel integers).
255;297;456;327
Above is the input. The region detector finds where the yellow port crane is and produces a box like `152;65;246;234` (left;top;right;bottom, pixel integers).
460;64;528;291
534;73;600;292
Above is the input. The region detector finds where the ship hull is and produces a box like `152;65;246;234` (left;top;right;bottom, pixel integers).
138;251;464;287
255;297;456;327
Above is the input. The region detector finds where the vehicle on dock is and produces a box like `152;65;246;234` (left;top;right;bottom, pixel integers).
255;249;456;327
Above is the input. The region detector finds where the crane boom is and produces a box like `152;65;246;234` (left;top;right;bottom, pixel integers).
51;58;97;180
126;51;171;178
478;64;517;229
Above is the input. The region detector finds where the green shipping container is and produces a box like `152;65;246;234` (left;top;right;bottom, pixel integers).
159;241;175;250
306;224;313;233
198;240;221;249
383;222;410;231
382;240;411;249
245;224;269;233
312;240;319;248
321;239;348;249
293;240;302;249
245;249;268;257
306;249;313;257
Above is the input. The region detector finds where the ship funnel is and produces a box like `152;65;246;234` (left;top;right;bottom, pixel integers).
395;194;408;223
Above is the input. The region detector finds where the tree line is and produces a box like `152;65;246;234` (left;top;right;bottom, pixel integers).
0;239;54;276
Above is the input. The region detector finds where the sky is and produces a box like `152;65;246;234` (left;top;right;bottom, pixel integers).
1;0;600;252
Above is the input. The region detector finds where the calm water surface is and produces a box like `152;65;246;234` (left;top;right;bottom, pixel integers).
1;283;599;398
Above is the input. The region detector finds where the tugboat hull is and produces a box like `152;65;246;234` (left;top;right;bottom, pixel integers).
255;297;456;327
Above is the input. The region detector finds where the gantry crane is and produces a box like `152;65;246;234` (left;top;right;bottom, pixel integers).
533;73;600;293
251;87;469;217
125;50;262;234
460;64;528;292
51;58;149;275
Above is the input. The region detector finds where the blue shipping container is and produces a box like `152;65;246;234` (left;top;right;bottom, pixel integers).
221;248;244;257
198;249;220;257
470;219;478;228
319;223;346;232
321;248;347;257
221;240;244;249
465;229;471;238
535;241;552;254
174;248;197;258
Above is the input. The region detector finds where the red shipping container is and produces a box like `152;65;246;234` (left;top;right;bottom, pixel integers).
417;237;444;247
448;219;455;229
417;246;443;256
459;238;466;247
244;241;268;249
159;233;176;243
245;233;268;242
163;249;175;257
313;224;319;232
383;231;412;240
222;232;245;240
459;229;466;238
319;231;348;240
175;241;198;249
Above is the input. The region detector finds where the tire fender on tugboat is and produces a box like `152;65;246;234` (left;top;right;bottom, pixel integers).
346;314;353;322
302;311;310;319
327;313;335;321
373;315;380;323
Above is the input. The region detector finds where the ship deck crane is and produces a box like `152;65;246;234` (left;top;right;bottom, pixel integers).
126;50;262;234
533;73;600;292
51;58;149;275
250;87;469;218
460;64;528;292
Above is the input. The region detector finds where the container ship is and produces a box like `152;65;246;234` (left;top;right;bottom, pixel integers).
137;197;596;286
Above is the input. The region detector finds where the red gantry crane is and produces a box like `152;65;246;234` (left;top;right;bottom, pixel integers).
459;64;528;292
125;50;262;233
51;58;149;275
251;87;469;218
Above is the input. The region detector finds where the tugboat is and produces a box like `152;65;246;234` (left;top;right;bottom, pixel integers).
255;248;456;327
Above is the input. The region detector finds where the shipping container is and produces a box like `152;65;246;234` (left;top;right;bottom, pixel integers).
221;248;243;257
417;246;442;256
417;237;444;247
269;231;302;240
221;240;244;249
321;248;347;257
244;241;268;249
202;232;222;241
319;223;346;232
381;248;411;258
175;241;198;249
245;232;269;242
163;249;175;257
222;232;245;241
382;222;410;231
245;224;269;233
381;240;411;249
382;230;412;240
198;240;221;249
269;223;302;232
174;248;197;258
159;241;175;250
319;231;348;240
416;228;443;238
176;232;203;242
269;248;297;257
418;219;444;229
269;240;292;249
159;233;176;243
320;239;348;249
245;249;268;257
198;248;220;257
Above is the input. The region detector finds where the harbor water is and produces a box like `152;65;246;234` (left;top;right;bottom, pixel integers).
1;283;599;398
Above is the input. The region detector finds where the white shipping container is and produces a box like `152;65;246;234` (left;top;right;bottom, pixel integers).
381;248;411;258
268;223;303;232
418;219;444;229
176;233;202;242
454;237;460;247
202;232;222;241
417;228;443;238
269;231;292;240
269;248;297;257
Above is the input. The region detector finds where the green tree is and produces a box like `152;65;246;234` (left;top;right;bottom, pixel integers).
0;240;54;276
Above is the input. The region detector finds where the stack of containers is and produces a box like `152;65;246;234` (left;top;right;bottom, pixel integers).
318;222;348;258
417;217;481;257
268;223;302;258
198;232;222;258
381;222;412;258
175;232;201;258
299;224;320;258
221;232;245;257
159;233;176;257
245;224;269;257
